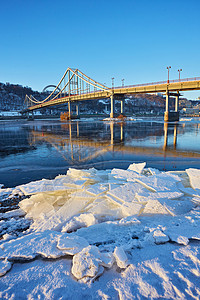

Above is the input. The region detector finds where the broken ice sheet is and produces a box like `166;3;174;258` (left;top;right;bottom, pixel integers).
67;168;97;180
86;197;122;218
120;202;143;217
61;213;96;233
107;182;149;204
186;168;200;190
134;173;181;193
168;234;189;245
57;235;89;255
128;162;146;174
29;192;94;232
85;184;108;196
140;199;173;216
111;169;140;181
0;231;65;260
18;177;73;196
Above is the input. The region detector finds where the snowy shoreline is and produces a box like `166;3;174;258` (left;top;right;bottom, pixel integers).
0;163;200;299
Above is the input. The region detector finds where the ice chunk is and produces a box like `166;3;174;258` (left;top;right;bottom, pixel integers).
1;234;14;242
186;168;200;190
147;168;160;175
109;183;123;191
67;168;96;180
177;184;200;198
135;173;180;193
168;234;189;245
0;184;4;189
61;213;96;233
111;169;139;181
141;200;171;215
32;192;93;231
191;233;200;240
0;209;25;220
0;231;64;260
20;194;55;220
18;177;75;195
153;230;169;244
100;252;114;268
64;179;88;189
136;191;184;202
85;184;108;196
121;202;143;217
87;197;122;217
118;216;141;225
70;191;95;201
107;182;149;204
0;188;13;198
106;194;125;206
71;245;103;280
128;162;146;174
57;235;89;255
0;259;12;276
113;246;128;268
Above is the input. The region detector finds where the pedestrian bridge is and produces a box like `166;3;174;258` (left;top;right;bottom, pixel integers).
23;68;200;121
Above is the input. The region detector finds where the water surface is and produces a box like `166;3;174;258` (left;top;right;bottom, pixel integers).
0;117;200;187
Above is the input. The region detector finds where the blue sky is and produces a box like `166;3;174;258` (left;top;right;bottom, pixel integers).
1;0;200;99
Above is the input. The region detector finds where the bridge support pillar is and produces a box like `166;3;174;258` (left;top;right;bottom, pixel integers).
165;90;169;113
110;94;115;118
175;94;179;112
76;103;80;117
68;101;71;119
120;100;125;114
164;90;179;122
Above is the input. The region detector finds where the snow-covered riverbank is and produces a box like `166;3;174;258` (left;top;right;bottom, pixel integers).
0;163;200;299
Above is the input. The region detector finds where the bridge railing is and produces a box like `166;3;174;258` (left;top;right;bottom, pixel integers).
114;76;200;89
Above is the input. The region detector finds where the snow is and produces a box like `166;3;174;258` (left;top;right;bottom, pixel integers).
0;259;12;277
0;162;200;298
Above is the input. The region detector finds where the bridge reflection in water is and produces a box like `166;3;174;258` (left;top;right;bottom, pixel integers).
30;120;200;165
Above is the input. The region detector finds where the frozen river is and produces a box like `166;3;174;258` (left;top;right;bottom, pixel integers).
0;117;200;187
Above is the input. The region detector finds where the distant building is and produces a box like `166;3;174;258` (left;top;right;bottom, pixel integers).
181;107;199;115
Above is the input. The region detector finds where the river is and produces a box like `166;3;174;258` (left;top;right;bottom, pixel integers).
0;117;200;187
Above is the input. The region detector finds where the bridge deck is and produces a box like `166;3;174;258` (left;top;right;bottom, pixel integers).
26;78;200;112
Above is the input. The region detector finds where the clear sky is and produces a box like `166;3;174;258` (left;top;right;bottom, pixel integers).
1;0;200;99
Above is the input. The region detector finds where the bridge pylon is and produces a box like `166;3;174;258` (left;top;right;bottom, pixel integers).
23;68;110;117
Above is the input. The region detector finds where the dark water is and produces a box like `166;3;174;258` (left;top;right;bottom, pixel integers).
1;117;200;187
